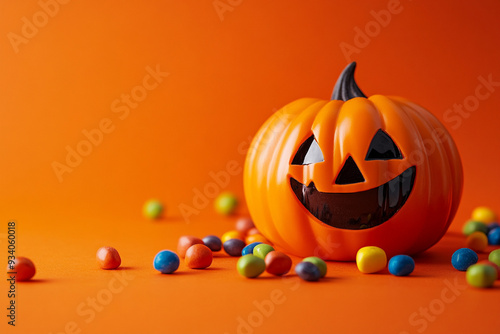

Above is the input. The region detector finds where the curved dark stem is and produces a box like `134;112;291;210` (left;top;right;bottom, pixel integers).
331;62;367;101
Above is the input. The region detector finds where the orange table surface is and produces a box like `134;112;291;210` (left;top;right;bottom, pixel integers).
1;214;499;334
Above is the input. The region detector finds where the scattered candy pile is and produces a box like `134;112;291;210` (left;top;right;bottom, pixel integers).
7;202;500;291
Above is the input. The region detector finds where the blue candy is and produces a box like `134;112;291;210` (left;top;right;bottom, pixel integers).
153;250;180;274
203;235;222;252
388;255;415;276
295;261;321;281
241;242;263;256
488;227;500;246
487;222;500;233
451;248;478;271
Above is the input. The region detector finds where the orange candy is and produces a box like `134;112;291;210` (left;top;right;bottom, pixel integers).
245;233;270;245
466;231;488;252
8;256;36;281
235;217;255;234
177;236;204;258
265;251;292;276
96;246;121;270
221;230;245;243
185;244;213;269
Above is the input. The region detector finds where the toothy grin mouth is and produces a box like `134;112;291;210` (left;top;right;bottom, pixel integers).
290;166;416;230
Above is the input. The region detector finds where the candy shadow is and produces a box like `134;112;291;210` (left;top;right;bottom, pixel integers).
19;278;53;284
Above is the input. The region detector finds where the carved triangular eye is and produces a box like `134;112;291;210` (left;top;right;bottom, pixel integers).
365;129;403;161
291;135;324;165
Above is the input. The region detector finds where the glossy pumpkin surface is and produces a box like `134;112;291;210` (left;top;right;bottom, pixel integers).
244;63;463;261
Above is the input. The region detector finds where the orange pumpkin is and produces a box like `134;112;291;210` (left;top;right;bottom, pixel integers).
244;63;463;261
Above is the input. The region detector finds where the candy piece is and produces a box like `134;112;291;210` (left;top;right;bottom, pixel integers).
356;246;387;274
235;217;255;234
253;244;275;259
388;255;415;276
488;227;500;246
237;255;266;278
471;207;497;224
245;233;270;245
246;227;260;236
265;251;292;276
488;222;500;233
221;230;245;243
478;260;500;279
143;199;164;219
153;250;180;274
96;246;121;270
466;264;497;288
223;239;246;257
177;236;204;258
7;257;36;281
466;231;488;252
462;220;488;236
242;242;262;256
202;235;222;252
303;257;327;278
214;192;238;215
488;249;500;267
185;244;213;269
295;262;321;281
451;248;478;271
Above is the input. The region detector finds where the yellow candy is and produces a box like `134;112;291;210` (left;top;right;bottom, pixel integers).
471;207;497;224
221;230;245;243
356;246;387;274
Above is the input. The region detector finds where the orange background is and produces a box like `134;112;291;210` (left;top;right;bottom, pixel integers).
1;0;500;333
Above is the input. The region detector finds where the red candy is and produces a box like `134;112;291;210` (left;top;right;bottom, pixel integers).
185;244;213;269
177;236;204;258
8;256;36;281
96;246;121;270
235;217;255;234
265;251;292;276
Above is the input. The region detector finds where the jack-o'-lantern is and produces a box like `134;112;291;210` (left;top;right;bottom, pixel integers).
244;63;463;261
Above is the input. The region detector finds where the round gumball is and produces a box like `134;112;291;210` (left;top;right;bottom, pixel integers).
96;246;121;270
265;251;292;276
185;244;213;269
466;264;497;288
153;250;180;274
224;239;246;257
303;257;327;278
451;248;478;271
7;257;36;281
388;255;415;276
203;235;222;252
177;236;204;258
214;192;238;215
295;262;321;281
237;255;266;278
465;232;488;252
143;199;164;219
235;217;255;234
356;246;387;274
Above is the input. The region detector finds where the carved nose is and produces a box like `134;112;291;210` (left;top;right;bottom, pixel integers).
335;156;365;185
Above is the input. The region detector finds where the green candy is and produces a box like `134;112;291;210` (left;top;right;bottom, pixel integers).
237;255;266;278
303;257;327;278
488;249;500;267
466;264;497;288
253;244;274;259
462;220;488;236
143;199;164;219
214;192;238;215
